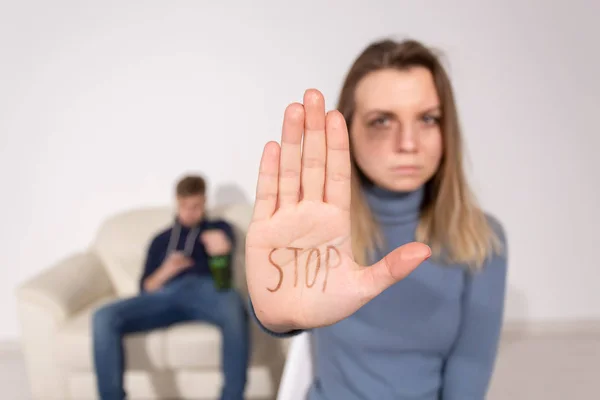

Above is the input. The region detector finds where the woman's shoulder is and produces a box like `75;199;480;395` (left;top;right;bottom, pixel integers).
482;212;509;266
484;212;507;244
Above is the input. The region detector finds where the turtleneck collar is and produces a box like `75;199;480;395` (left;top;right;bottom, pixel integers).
361;181;424;225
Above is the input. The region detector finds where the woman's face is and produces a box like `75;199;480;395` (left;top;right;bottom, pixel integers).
350;67;443;192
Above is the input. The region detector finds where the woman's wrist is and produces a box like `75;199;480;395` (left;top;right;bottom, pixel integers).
248;298;304;337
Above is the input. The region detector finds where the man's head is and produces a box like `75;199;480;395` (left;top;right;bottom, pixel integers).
175;175;206;227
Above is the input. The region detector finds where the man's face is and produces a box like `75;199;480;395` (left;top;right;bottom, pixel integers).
176;194;205;227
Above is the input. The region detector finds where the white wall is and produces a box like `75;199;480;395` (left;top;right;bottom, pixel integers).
1;0;598;341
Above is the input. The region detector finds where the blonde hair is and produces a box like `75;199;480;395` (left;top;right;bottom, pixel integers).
338;39;503;271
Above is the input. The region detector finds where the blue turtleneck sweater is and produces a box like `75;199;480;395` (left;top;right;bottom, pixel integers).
251;184;508;400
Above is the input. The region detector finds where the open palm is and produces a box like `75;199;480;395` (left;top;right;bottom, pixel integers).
246;89;431;333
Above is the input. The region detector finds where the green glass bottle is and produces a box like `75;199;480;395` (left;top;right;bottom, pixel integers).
208;254;232;290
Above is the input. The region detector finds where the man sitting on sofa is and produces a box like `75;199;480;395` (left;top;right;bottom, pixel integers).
92;174;250;400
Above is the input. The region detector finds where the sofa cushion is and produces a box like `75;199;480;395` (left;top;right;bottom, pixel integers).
164;322;223;368
56;298;167;371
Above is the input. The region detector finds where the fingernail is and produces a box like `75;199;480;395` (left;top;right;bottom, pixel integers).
424;246;432;260
409;245;431;261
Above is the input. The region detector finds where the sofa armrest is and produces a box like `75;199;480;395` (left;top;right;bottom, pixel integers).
16;251;114;323
15;251;115;400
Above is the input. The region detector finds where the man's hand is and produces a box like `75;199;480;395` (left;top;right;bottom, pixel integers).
163;251;194;273
143;252;193;292
201;229;232;256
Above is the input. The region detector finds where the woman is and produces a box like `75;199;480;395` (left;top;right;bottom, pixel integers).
246;38;508;400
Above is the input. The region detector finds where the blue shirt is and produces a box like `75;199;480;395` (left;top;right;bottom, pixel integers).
251;183;508;400
139;218;236;292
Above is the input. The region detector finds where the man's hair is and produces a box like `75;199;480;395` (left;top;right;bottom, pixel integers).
175;175;206;197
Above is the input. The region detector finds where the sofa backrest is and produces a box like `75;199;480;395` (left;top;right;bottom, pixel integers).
91;203;253;299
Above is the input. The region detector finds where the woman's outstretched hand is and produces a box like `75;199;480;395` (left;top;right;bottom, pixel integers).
245;89;431;333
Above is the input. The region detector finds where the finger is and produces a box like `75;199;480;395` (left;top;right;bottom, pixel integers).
252;141;280;222
301;89;326;202
324;110;351;211
278;103;304;208
360;242;431;299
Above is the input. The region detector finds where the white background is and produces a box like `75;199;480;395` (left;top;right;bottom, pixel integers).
1;0;598;342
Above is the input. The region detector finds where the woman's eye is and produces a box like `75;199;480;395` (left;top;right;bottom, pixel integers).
371;116;390;127
422;114;441;125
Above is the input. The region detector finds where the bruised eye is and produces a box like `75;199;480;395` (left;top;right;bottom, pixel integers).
368;115;391;128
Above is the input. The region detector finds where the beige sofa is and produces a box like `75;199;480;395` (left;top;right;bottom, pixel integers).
15;203;286;400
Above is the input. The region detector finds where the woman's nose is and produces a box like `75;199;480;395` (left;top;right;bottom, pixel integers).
394;125;418;153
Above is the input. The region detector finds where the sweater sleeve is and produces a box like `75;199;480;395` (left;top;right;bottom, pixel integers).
138;234;165;293
441;217;509;400
248;298;307;338
214;219;236;250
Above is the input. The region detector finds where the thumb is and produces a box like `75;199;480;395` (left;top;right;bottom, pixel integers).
360;242;431;299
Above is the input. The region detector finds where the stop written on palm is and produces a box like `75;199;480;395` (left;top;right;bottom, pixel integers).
245;89;431;332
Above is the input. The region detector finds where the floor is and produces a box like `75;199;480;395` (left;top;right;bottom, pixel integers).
3;331;599;400
0;346;30;400
488;334;600;399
